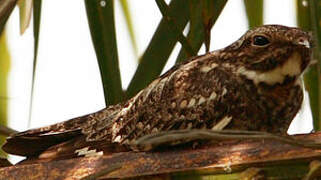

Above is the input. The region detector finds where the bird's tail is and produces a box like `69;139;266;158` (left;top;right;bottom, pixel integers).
2;104;122;157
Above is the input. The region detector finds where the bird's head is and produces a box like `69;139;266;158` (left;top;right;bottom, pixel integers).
223;24;313;86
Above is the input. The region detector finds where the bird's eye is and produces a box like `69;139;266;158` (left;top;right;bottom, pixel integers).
253;35;270;46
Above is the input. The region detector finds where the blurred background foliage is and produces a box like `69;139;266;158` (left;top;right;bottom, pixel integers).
0;0;320;178
0;31;10;157
297;0;321;131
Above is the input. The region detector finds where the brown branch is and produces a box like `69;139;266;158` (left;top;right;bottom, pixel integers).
80;163;122;180
1;132;321;179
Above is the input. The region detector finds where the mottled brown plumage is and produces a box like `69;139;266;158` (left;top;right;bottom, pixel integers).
2;25;312;160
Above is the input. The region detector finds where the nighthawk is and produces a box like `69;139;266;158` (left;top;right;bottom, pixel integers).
2;25;312;160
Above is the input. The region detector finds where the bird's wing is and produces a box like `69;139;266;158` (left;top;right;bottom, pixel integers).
17;136;129;163
2;53;217;159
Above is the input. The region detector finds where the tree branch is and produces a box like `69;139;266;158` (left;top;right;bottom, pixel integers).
1;132;321;179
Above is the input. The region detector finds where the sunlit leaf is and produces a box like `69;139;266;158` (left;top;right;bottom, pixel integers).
126;0;190;98
119;0;138;57
85;0;123;105
0;0;17;35
0;31;11;156
27;0;42;127
156;0;196;57
201;0;227;52
297;0;321;130
18;0;33;34
176;0;227;63
243;0;263;29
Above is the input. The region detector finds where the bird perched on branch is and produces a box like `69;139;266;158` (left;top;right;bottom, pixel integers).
2;25;312;161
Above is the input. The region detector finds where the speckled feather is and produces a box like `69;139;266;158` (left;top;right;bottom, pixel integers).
2;25;312;160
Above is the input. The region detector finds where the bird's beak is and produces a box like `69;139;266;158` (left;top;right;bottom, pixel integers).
296;39;311;49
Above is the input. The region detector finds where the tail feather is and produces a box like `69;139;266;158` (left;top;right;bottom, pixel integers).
2;112;94;157
2;130;81;157
2;105;122;158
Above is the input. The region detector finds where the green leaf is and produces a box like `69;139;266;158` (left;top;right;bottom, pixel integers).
85;0;123;106
0;31;11;157
27;0;42;127
308;1;321;129
18;0;33;34
297;0;321;130
119;0;138;57
33;0;41;60
156;0;196;57
0;0;17;35
243;0;263;29
297;0;310;30
201;0;227;52
176;0;227;63
126;0;190;98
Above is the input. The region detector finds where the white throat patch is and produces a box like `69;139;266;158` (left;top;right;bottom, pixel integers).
237;52;302;85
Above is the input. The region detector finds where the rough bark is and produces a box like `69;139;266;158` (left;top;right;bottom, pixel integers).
1;132;321;180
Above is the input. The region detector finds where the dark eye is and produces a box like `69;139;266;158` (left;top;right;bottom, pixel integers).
253;35;270;46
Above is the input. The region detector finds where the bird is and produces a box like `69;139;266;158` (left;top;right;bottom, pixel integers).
2;25;313;161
